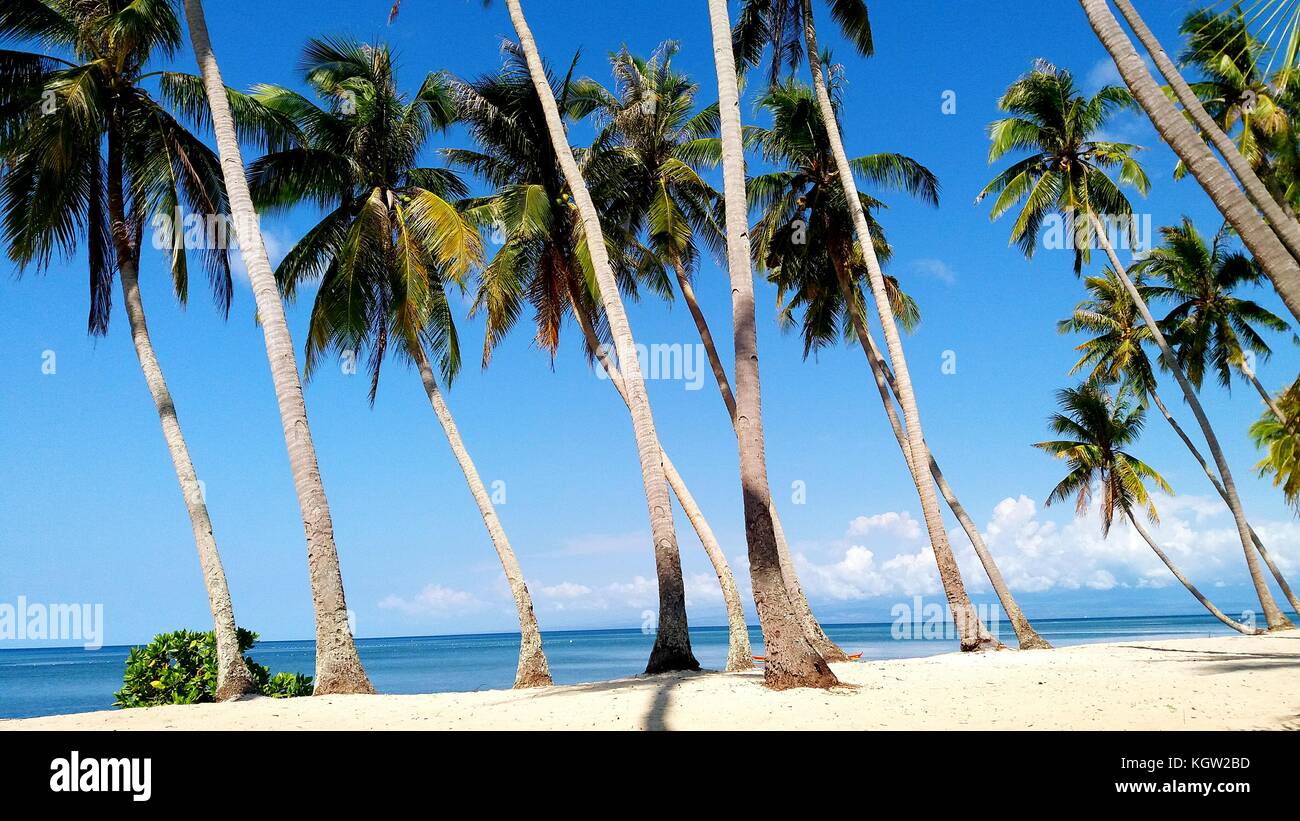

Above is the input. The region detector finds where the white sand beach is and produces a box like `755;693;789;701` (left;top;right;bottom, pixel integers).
5;635;1298;731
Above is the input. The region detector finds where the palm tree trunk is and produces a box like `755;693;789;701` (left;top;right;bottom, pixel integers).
1091;212;1294;630
505;0;697;674
672;260;735;413
800;0;998;651
1079;0;1300;324
104;125;255;701
568;291;753;672
706;0;837;688
831;259;1038;647
182;0;374;693
1148;389;1300;613
1246;371;1288;426
413;346;552;687
1124;509;1261;634
118;263;259;699
1111;0;1300;257
672;259;848;661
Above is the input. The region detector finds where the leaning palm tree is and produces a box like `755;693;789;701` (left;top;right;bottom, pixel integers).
568;45;777;669
1110;0;1300;251
576;44;840;662
483;0;701;675
1061;266;1300;612
0;0;257;698
446;43;705;674
1138;218;1292;421
751;80;1048;649
735;0;1000;652
454;47;755;674
1177;5;1295;210
246;38;552;688
984;61;1293;630
701;0;838;686
180;0;373;692
1078;0;1300;325
1035;382;1260;634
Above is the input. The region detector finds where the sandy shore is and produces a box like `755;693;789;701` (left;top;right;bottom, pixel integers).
5;635;1298;730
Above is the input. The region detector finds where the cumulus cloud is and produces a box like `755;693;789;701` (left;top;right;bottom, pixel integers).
794;494;1299;603
847;511;923;541
540;581;592;599
378;584;479;616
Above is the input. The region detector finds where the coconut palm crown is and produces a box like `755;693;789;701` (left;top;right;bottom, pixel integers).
978;60;1149;274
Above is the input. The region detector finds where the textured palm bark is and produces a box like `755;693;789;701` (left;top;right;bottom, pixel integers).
708;0;837;688
1079;0;1300;324
801;1;997;651
569;294;753;672
503;0;697;673
1091;213;1294;631
413;346;552;687
1125;511;1261;634
1112;0;1300;258
105;126;256;701
182;0;374;693
831;260;1021;648
672;261;848;661
1148;390;1300;614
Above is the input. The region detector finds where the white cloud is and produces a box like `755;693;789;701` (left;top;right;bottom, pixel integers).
792;495;1299;603
910;258;957;285
847;511;922;541
535;575;665;612
1085;58;1122;90
540;581;592;599
378;584;479;616
684;572;724;605
606;575;657;608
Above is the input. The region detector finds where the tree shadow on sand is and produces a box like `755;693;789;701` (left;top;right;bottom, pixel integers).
1121;643;1300;675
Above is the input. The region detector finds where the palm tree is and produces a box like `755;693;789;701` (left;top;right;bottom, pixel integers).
752;80;1049;649
1139;218;1291;421
454;50;754;673
1061;267;1300;612
1251;376;1300;512
575;44;844;662
567;45;778;669
180;0;374;693
707;0;838;686
977;61;1149;274
1177;6;1295;208
246;38;552;688
447;44;701;675
0;0;257;699
497;0;706;675
1078;0;1300;325
983;60;1294;631
1035;383;1260;633
736;0;1001;651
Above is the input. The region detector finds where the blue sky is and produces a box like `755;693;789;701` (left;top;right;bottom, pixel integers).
2;0;1297;645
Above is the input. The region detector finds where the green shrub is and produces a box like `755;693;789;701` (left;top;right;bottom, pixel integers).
114;628;313;708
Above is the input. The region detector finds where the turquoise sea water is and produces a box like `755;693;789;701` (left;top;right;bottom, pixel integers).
0;614;1260;719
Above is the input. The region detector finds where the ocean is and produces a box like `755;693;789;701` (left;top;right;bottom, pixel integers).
0;614;1256;719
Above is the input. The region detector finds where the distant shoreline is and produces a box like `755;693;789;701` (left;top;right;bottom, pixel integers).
0;611;1268;653
7;635;1297;731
